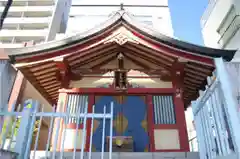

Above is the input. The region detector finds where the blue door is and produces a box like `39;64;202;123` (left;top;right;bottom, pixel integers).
92;95;149;152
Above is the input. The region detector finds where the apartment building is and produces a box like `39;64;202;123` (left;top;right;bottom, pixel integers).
0;0;69;49
64;0;174;38
201;0;240;60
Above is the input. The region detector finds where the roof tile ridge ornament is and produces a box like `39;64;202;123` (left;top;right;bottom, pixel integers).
103;26;139;45
116;3;126;17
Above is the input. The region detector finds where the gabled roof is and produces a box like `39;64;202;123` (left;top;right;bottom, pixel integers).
8;10;236;63
6;9;237;107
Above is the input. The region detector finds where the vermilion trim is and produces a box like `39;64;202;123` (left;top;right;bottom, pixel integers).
86;95;94;151
16;25;119;63
171;65;190;152
173;95;190;152
64;149;81;152
58;87;189;152
15;24;214;67
66;123;83;129
155;149;187;152
147;95;155;152
130;30;214;65
78;75;162;79
59;88;175;95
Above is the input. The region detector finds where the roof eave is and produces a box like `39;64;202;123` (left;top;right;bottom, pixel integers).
121;13;237;61
7;9;237;63
7;11;123;61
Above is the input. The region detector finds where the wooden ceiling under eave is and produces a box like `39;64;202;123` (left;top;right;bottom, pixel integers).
14;31;215;107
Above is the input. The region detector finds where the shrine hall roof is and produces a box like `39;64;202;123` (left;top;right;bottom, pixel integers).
6;9;237;107
7;10;236;62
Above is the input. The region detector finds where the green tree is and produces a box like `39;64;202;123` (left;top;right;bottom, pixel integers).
1;117;40;141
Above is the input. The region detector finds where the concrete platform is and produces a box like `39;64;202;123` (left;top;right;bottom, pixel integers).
30;151;200;159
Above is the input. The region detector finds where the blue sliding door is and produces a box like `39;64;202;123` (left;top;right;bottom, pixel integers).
92;95;149;152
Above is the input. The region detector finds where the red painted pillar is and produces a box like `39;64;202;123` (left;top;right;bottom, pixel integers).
147;95;155;152
86;95;94;152
172;62;190;152
173;92;190;151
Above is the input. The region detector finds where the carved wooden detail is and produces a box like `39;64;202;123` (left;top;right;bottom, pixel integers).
104;27;139;45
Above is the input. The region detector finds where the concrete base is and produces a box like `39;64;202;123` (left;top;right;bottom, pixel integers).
30;152;200;159
0;149;18;159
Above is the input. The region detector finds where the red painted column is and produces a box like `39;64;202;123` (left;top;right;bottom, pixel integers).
173;94;189;151
172;62;190;152
147;95;155;152
86;95;94;152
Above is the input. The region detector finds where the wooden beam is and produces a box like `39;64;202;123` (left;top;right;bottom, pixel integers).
67;42;115;63
70;47;117;68
172;61;185;96
21;69;56;104
123;47;172;70
124;53;150;69
72;68;164;72
54;57;70;88
91;55;117;69
127;28;214;66
117;53;124;69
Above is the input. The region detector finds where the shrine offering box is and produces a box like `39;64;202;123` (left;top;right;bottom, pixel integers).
106;136;133;152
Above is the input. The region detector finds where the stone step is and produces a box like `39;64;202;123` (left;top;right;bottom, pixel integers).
30;151;200;159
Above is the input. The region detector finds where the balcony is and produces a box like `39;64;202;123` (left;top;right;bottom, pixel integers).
200;0;240;49
0;29;47;47
0;0;54;6
0;29;48;37
2;17;51;30
0;43;26;48
0;6;53;17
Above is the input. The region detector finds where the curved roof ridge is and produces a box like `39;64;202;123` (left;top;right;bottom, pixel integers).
121;12;236;61
7;9;236;62
7;10;123;56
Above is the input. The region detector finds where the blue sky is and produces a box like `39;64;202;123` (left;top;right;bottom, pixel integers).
169;0;208;46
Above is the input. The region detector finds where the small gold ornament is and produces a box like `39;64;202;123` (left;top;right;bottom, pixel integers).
116;137;124;147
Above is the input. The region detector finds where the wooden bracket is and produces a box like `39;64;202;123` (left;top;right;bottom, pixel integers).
172;61;186;98
54;57;70;88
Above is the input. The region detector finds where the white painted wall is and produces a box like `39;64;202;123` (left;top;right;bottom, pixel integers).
154;129;180;150
20;80;53;112
20;80;53;125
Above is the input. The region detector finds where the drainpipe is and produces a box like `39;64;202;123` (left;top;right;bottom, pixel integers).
0;0;12;30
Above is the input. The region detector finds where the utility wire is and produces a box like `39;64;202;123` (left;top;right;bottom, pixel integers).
0;0;12;30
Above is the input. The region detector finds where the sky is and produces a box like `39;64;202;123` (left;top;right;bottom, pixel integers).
169;0;208;46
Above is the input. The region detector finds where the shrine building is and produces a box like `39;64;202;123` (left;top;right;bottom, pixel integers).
6;10;235;152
